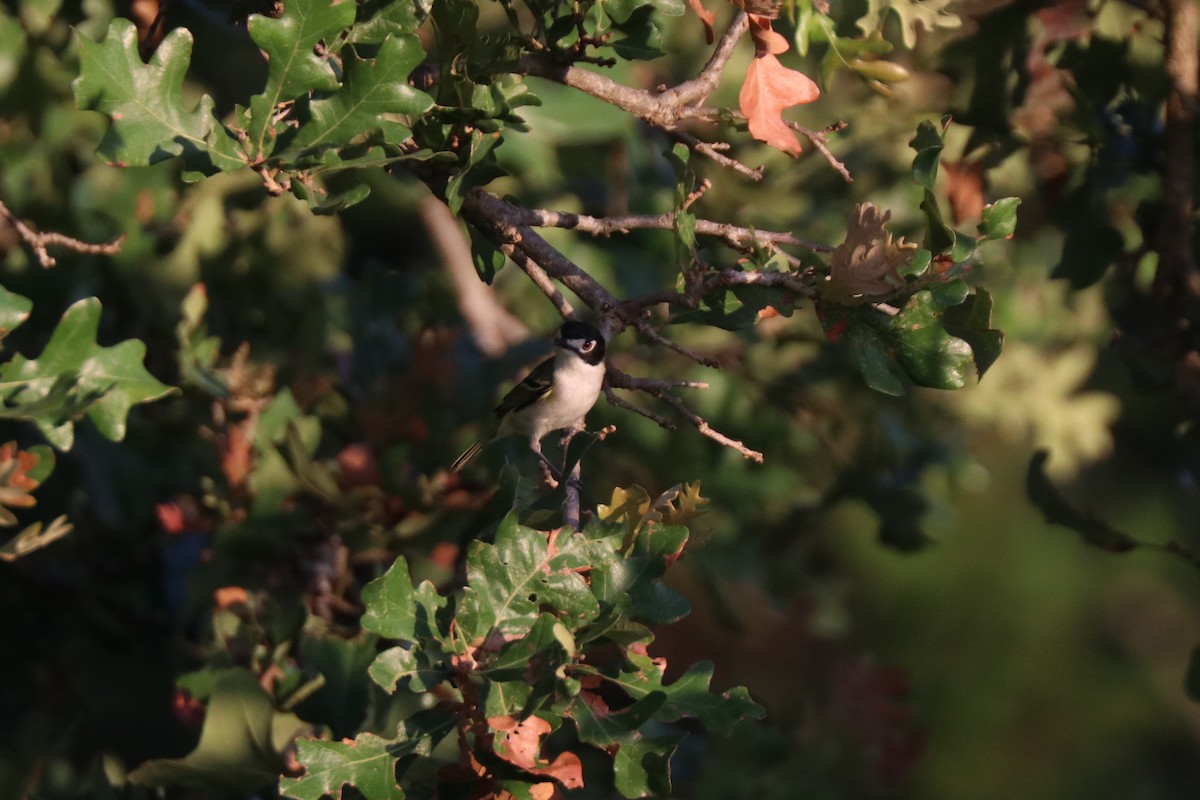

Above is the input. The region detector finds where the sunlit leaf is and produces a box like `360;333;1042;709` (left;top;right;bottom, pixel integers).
0;298;177;449
74;19;243;172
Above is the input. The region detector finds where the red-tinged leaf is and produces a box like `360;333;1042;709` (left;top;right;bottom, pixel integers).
531;752;584;790
222;422;252;488
739;54;820;157
686;0;715;43
943;160;985;224
490;716;585;790
492;715;549;769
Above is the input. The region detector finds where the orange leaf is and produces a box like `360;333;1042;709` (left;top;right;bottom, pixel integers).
748;14;789;55
739;54;820;156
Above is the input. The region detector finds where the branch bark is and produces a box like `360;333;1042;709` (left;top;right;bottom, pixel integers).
0;201;125;268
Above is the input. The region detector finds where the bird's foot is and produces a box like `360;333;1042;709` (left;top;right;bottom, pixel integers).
537;455;560;489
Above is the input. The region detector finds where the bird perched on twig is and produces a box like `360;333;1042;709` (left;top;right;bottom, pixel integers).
450;320;607;477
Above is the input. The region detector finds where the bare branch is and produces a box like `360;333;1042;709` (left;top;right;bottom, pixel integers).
789;120;853;183
0;201;125;268
492;204;834;254
607;367;764;462
633;320;721;368
459;188;805;462
460;189;621;323
518;14;757;175
603;384;678;430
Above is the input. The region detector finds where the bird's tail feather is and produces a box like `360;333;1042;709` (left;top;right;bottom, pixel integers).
450;440;485;473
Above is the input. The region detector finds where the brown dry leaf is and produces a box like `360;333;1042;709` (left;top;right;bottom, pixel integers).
493;716;550;769
528;783;561;800
943;160;985;224
490;716;585;790
530;753;583;790
739;53;820;157
825;203;918;305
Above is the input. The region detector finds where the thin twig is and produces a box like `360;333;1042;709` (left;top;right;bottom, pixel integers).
498;205;834;254
603;384;678;430
607;367;764;462
0;201;125;268
633;320;721;368
789;121;853;183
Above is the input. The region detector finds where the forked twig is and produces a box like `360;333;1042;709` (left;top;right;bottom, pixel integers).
0;201;125;268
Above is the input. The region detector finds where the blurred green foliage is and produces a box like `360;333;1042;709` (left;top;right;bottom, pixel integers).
1;0;1199;798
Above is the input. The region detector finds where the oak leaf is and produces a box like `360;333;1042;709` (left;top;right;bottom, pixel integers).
739;53;820;156
825;203;918;304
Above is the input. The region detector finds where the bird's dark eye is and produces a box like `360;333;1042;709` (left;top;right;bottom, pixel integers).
580;340;596;352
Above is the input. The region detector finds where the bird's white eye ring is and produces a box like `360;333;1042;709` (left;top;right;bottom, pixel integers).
580;340;596;352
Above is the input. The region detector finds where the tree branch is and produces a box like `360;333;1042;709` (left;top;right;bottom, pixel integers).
0;201;125;268
460;188;784;462
607;367;764;462
518;13;757;176
492;204;834;255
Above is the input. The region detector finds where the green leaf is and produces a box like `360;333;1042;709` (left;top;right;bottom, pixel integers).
282;734;406;800
479;613;575;716
888;291;974;389
845;316;908;396
978;197;1020;241
570;691;667;746
369;645;451;693
444;130;505;216
942;288;1004;377
585;525;691;625
909;119;944;191
0;298;176;449
130;669;307;792
468;224;505;284
597;657;764;737
74;19;243;173
857;0;961;48
0;286;32;341
281;710;456;800
246;0;359;157
611;7;665;60
347;0;430;43
361;557;450;642
456;514;601;641
295;634;378;739
611;735;676;798
290;36;433;153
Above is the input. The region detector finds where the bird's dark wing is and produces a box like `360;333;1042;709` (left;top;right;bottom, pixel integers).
494;355;555;417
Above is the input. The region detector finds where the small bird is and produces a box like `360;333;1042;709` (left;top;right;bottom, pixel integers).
450;320;607;474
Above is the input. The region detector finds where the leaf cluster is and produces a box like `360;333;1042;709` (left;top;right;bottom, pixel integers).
284;489;763;800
